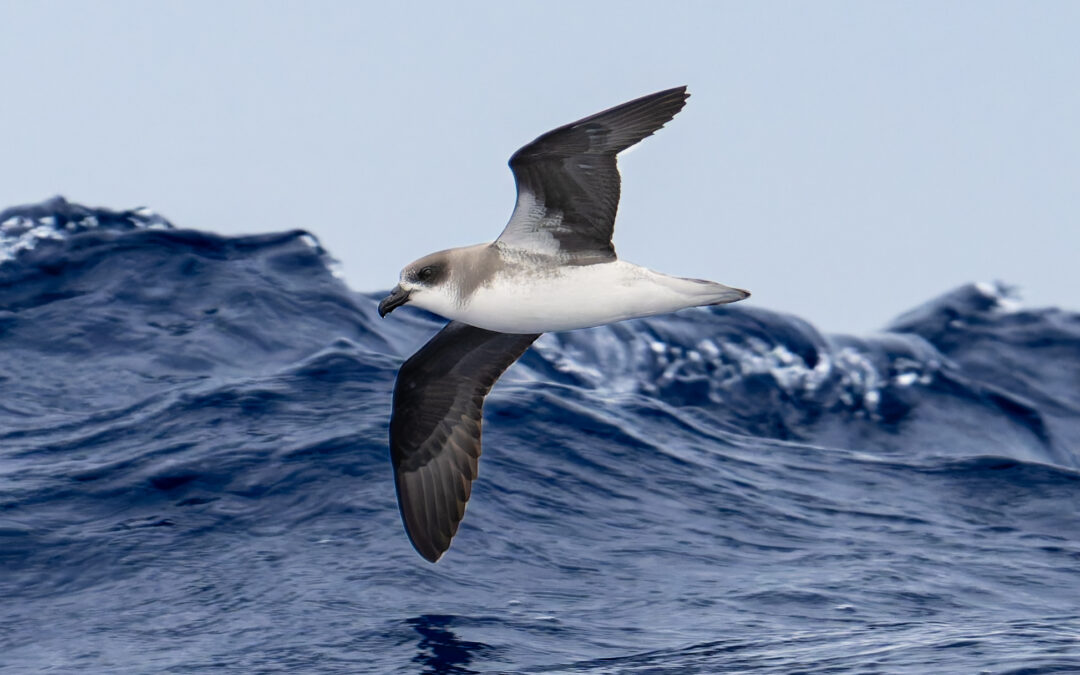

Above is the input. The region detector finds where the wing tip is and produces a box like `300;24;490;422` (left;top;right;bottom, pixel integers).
413;539;447;563
508;85;693;166
645;85;691;136
662;84;690;101
395;471;455;563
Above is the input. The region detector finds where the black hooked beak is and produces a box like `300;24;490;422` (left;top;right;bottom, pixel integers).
378;285;411;317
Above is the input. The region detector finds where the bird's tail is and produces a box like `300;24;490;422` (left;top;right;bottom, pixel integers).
672;276;751;307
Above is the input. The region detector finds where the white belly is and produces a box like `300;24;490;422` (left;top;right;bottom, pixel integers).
451;261;734;334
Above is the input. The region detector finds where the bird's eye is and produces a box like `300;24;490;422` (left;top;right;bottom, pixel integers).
417;266;436;282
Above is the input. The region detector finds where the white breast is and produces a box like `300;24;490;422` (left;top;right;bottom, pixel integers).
450;261;735;334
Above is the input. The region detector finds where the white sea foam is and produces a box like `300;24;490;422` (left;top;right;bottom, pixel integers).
975;280;1022;313
0;224;66;264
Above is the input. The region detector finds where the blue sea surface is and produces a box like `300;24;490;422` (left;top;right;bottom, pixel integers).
2;198;1079;673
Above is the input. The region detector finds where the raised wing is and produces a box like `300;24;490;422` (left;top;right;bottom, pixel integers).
390;321;540;562
496;86;689;263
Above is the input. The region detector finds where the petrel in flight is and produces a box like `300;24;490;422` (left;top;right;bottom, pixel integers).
379;86;749;562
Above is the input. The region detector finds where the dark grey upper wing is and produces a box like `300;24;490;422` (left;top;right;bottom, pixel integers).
495;86;689;263
390;321;540;562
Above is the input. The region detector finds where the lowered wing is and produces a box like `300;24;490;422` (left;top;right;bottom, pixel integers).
389;321;540;562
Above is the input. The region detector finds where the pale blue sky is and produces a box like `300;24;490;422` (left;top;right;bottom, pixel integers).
2;1;1077;332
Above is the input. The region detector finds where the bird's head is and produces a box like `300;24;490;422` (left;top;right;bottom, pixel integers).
378;252;451;318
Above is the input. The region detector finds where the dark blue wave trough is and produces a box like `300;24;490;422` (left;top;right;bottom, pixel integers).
2;198;1078;673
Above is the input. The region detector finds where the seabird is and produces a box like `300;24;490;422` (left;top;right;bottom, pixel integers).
379;86;749;562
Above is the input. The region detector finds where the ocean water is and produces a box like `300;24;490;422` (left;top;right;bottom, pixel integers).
2;197;1079;674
